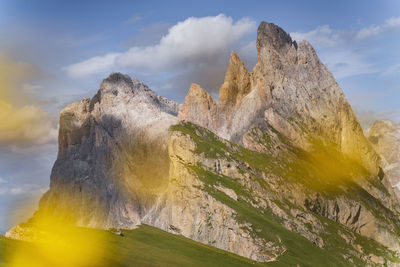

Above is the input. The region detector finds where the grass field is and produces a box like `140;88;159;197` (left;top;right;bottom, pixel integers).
0;224;262;267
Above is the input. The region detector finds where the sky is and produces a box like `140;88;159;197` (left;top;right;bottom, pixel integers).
0;0;399;232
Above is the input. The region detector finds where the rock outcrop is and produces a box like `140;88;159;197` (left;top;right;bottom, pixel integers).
368;120;400;197
37;73;179;228
7;22;400;265
179;22;379;176
178;83;218;133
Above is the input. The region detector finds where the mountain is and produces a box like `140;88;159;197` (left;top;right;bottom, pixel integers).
180;22;379;174
6;22;400;266
368;120;400;198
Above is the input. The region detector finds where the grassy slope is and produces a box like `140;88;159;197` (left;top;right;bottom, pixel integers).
171;122;400;266
0;225;262;267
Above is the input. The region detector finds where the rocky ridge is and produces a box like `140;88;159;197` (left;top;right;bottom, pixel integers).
7;22;400;266
179;22;379;175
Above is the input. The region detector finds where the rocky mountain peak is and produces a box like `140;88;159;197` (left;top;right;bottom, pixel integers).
103;72;133;85
218;51;251;108
98;72;136;95
90;72;179;116
178;83;217;131
257;22;297;53
187;83;214;100
178;21;379;176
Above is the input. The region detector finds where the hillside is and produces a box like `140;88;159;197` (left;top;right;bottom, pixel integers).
1;222;393;267
0;225;259;267
5;21;400;266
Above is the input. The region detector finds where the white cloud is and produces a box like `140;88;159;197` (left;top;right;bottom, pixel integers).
356;25;382;40
290;25;340;47
356;16;400;39
64;14;255;77
320;50;376;79
118;14;254;70
387;17;400;27
0;177;5;184
380;64;400;77
63;53;121;78
291;16;400;45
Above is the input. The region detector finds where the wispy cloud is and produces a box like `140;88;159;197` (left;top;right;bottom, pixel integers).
0;184;47;196
291;16;400;45
63;53;122;78
356;17;400;39
380;64;400;77
123;13;142;25
290;16;400;79
320;50;377;79
291;25;341;47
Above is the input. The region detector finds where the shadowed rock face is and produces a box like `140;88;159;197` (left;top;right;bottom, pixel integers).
257;22;297;52
7;22;400;265
38;73;179;228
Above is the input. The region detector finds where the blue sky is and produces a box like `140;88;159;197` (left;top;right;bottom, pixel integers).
0;0;399;232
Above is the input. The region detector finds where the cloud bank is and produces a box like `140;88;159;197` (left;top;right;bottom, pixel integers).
64;14;255;78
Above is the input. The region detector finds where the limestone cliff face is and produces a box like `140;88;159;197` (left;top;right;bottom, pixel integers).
7;22;400;265
38;73;179;228
368;120;400;197
179;22;379;176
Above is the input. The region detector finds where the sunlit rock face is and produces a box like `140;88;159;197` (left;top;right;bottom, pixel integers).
180;22;379;176
7;22;400;265
368;120;400;196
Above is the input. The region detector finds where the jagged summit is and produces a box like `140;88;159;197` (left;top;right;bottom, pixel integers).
91;72;179;116
257;21;298;51
218;51;251;108
103;72;133;84
179;21;378;176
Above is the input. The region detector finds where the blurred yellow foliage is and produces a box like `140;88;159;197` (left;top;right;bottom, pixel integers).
7;212;106;267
